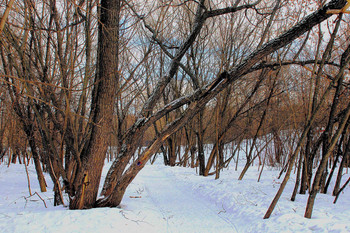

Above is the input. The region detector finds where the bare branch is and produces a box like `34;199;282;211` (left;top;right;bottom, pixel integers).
205;0;262;18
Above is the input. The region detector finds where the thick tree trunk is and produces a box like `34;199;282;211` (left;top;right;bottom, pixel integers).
69;0;120;209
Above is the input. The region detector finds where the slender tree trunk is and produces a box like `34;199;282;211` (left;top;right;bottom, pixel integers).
323;145;341;194
333;176;350;204
168;135;177;166
300;131;312;194
305;100;350;218
291;152;302;201
333;131;350;196
264;41;350;219
239;75;276;180
28;134;47;192
197;111;206;176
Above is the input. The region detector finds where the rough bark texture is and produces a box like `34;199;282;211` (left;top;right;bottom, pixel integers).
69;0;120;209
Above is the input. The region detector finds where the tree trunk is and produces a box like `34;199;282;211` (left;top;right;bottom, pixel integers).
291;153;303;201
305;100;350;218
239;74;276;180
28;135;47;192
333;132;350;196
197;111;206;176
69;0;120;209
167;135;177;166
264;41;350;218
300;131;312;194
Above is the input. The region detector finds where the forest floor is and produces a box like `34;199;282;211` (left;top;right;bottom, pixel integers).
1;157;350;233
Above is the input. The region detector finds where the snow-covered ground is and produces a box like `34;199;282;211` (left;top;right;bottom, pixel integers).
1;159;350;233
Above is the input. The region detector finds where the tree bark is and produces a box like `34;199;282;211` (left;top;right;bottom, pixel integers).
305;101;350;218
69;0;120;209
197;111;206;176
333;131;350;196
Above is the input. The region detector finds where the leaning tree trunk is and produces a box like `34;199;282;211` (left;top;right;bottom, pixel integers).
333;130;350;196
26;130;47;192
304;43;350;218
69;0;120;209
305;100;350;218
264;32;350;219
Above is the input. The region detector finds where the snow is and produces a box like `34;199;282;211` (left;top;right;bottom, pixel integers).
1;159;350;233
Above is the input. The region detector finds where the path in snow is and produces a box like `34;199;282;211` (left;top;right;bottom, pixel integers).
136;166;238;233
2;162;350;232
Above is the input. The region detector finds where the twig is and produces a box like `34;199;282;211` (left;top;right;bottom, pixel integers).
218;204;227;214
33;192;48;208
24;156;32;196
23;192;48;208
119;210;151;226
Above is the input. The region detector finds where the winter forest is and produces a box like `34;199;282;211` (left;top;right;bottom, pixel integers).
1;0;350;232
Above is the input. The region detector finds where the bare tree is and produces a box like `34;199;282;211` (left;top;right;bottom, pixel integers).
1;0;349;213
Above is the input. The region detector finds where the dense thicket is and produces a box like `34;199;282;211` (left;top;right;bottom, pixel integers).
0;0;349;218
